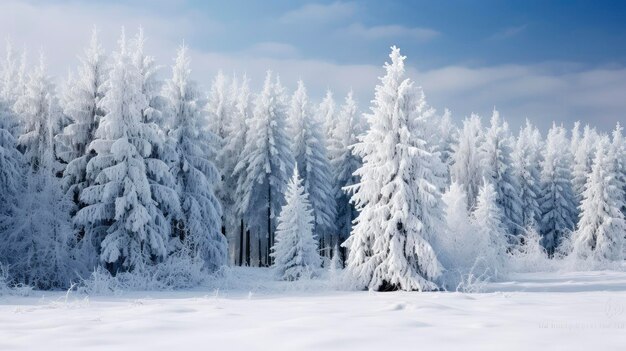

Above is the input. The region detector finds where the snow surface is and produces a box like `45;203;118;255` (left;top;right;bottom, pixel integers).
1;268;625;350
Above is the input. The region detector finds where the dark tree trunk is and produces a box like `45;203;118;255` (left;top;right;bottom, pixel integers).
239;219;244;266
245;228;250;266
267;185;272;266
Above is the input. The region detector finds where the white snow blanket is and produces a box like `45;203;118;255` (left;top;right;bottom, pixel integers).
1;268;625;350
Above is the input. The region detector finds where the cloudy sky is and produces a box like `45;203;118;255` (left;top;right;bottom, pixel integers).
2;0;625;132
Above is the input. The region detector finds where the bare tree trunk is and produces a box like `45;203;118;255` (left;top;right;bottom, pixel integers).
245;228;250;266
267;185;272;266
238;219;244;266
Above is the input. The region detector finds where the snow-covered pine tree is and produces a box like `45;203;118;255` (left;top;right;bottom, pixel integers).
235;71;294;266
271;166;321;280
131;28;181;243
539;124;577;256
1;66;77;288
132;28;164;125
75;30;180;272
512;120;543;229
480;109;522;236
472;181;508;276
344;46;444;291
0;41;23;137
0;122;23;235
612;124;626;217
570;121;581;160
318;89;336;140
162;45;226;270
451;114;484;209
14;55;65;174
229;75;252;265
573;135;626;261
437;108;457;183
206;71;230;146
1;40;20;105
572;125;599;203
437;182;477;272
55;29;108;253
288;80;336;259
328;90;361;254
205;71;233;242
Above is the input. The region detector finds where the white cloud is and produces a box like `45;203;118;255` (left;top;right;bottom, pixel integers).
279;1;357;24
344;23;441;42
1;1;623;132
415;63;626;132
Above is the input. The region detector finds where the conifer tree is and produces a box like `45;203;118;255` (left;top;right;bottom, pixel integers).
271;167;321;280
480;109;523;235
539;124;577;255
318;89;336;140
344;47;444;291
437;108;457;182
451;114;484;209
288;80;336;258
2;62;77;287
472;181;508;275
75;31;180;271
572;125;599;202
328;90;361;252
512;120;543;229
56;29;108;247
235;71;294;266
229;75;252;265
14;55;64;174
132;28;164;125
573;136;625;261
162;45;226;270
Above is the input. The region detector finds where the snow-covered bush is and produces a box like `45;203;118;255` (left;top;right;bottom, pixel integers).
79;248;207;295
436;182;481;287
509;227;551;273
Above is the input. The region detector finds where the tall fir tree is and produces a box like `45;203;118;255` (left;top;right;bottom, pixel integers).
437;108;457;183
132;28;164;125
13;55;64;174
451;114;484;209
480;109;523;236
571;125;599;203
318;89;336;140
0;41;23;136
573;136;625;261
2;58;77;287
55;29;108;257
271;166;321;280
512;120;543;229
472;181;508;276
162;45;226;270
539;124;577;255
288;80;336;259
75;31;180;272
235;71;294;266
229;75;252;265
0;118;24;241
328;90;361;254
344;47;444;291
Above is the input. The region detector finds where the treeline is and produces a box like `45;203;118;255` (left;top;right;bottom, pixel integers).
0;29;624;291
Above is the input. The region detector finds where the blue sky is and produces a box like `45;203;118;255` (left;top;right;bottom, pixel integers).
2;0;626;131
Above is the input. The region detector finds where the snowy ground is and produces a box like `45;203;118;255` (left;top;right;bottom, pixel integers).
1;268;625;350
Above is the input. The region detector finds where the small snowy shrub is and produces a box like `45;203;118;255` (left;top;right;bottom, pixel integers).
509;227;551;272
